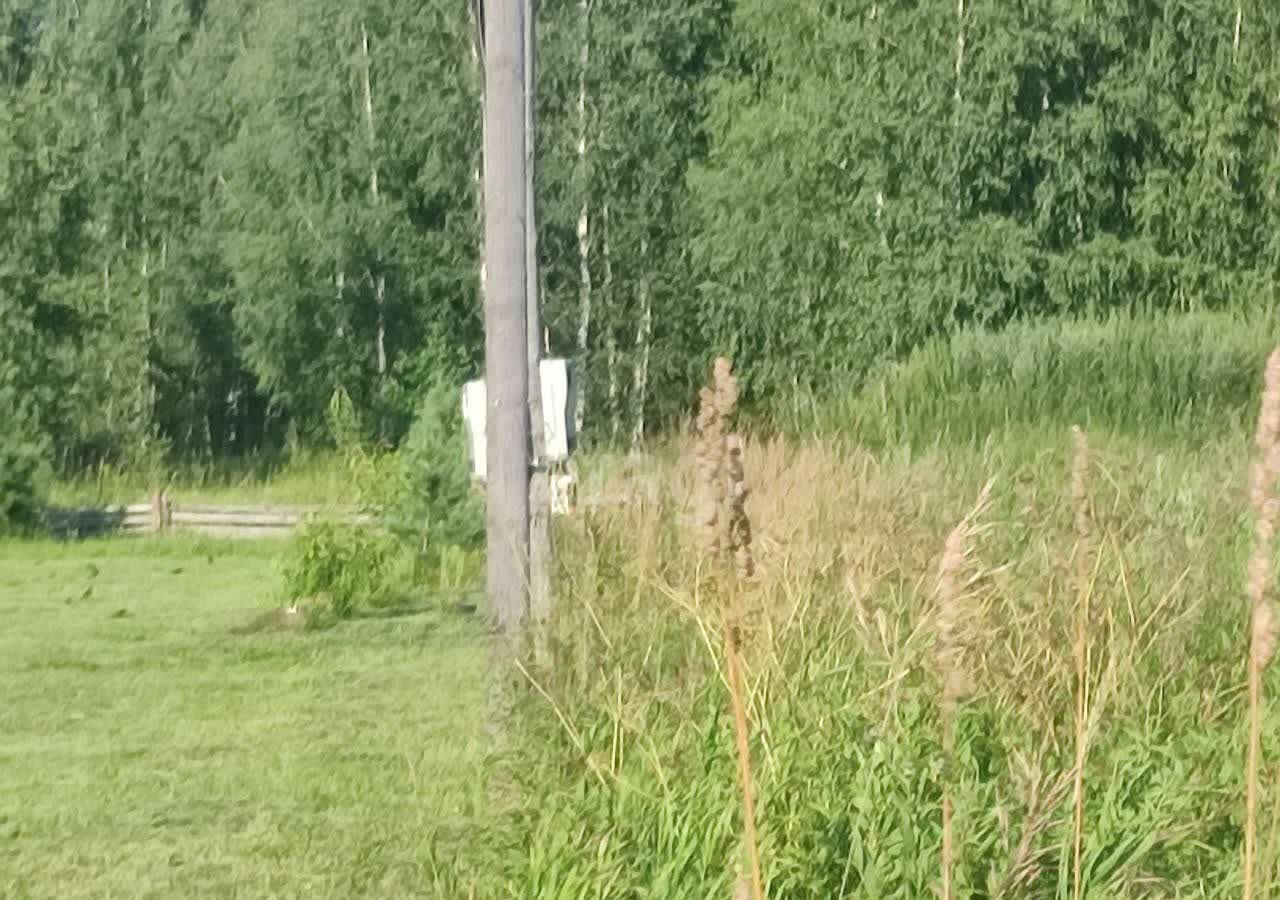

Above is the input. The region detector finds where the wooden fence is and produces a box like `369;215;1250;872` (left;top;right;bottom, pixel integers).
46;493;376;540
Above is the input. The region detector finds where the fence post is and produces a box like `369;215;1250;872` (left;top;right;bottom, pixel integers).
151;491;171;534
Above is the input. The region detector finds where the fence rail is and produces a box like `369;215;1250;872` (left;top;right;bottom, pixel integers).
46;494;375;540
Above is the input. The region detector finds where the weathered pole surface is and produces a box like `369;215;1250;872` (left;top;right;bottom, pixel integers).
483;0;531;636
524;0;553;659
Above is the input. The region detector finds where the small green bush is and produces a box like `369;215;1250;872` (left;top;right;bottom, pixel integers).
390;378;484;561
280;520;399;619
277;377;483;620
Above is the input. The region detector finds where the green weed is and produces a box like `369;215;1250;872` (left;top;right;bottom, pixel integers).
491;428;1280;899
805;309;1280;449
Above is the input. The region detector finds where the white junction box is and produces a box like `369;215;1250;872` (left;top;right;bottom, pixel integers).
461;359;578;483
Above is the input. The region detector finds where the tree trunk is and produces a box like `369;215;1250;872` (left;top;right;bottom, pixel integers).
572;0;592;436
104;261;114;433
601;203;618;441
360;22;387;415
141;247;154;446
607;334;619;441
630;236;651;449
468;0;487;304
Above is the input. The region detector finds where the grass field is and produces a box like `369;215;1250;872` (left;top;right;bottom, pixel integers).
16;315;1280;897
49;454;360;509
495;426;1280;898
0;538;487;900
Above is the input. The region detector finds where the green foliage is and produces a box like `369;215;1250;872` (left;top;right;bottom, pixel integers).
0;300;51;534
691;0;1280;405
279;519;399;619
535;0;733;442
389;379;483;559
0;399;49;535
277;378;482;621
215;0;481;437
9;0;1280;456
810;309;1280;448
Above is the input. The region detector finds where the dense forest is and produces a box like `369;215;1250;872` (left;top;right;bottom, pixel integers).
4;0;1280;468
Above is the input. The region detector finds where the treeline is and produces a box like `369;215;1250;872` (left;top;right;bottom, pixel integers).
3;0;1280;467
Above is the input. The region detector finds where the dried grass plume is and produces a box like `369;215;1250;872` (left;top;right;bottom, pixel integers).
1243;348;1280;900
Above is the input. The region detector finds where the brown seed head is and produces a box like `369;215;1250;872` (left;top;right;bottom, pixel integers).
1070;426;1090;546
936;524;968;707
1248;353;1280;612
713;357;740;419
1250;351;1280;510
726;435;754;579
1254;349;1280;456
695;384;726;556
1252;602;1279;672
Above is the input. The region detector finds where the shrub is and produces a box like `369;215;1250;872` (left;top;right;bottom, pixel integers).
279;520;399;619
390;378;484;562
278;377;483;620
0;390;49;535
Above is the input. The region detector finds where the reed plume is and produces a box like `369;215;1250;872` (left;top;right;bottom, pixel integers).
1070;425;1093;900
696;382;726;557
726;435;754;580
1244;349;1280;900
936;481;992;900
695;357;764;900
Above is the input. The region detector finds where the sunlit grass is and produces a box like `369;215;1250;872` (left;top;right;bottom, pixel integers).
0;537;487;900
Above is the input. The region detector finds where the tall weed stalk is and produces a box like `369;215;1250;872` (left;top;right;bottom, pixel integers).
1244;349;1280;900
697;358;764;900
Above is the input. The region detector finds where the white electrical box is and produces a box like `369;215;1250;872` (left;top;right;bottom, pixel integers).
461;359;578;482
461;378;489;481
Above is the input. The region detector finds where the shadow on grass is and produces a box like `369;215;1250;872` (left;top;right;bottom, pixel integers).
41;506;131;540
231;591;481;637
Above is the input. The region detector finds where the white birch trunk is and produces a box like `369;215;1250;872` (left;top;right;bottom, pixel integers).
360;22;387;384
573;0;593;435
335;269;346;339
467;1;487;304
607;334;619;440
630;236;651;449
601;204;618;440
141;248;153;439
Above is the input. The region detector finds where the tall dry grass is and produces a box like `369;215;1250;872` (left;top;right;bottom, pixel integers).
1070;425;1093;900
492;353;1280;898
935;481;992;900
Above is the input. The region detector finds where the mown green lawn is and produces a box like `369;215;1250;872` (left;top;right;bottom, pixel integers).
0;538;487;900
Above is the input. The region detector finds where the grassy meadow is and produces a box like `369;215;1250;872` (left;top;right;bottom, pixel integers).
0;538;487;900
49;453;362;509
493;427;1280;898
8;311;1280;897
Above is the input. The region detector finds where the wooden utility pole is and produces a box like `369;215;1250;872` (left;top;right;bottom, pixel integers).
483;0;531;634
525;0;553;651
